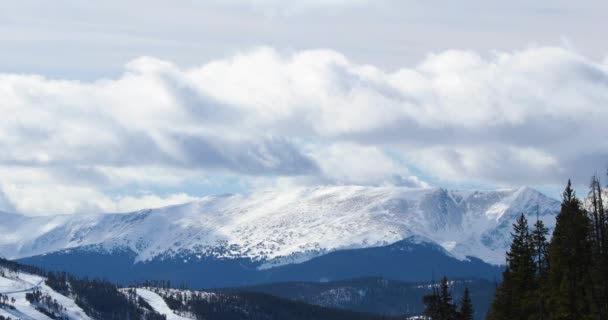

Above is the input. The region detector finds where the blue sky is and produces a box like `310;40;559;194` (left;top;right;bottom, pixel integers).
1;0;607;215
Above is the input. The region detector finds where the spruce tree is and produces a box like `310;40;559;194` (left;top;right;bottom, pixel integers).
546;180;594;320
486;271;512;320
423;284;441;320
531;209;550;275
588;174;608;319
488;213;536;319
422;276;458;320
458;287;473;320
531;209;550;320
438;276;458;320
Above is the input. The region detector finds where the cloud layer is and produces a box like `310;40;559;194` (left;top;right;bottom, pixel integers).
1;46;607;215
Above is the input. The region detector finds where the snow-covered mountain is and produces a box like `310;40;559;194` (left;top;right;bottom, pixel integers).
0;185;559;267
0;266;91;320
0;258;389;320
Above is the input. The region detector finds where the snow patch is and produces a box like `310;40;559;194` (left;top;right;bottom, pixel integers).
135;288;192;320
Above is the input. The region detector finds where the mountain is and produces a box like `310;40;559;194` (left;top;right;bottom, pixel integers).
19;236;504;288
0;267;92;320
0;258;393;320
1;186;559;287
135;287;395;320
0;258;165;320
234;277;496;320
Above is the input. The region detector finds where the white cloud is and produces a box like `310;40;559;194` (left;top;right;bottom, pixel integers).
1;183;116;216
310;143;428;187
0;189;16;213
0;46;607;214
0;182;203;216
112;193;204;213
409;146;562;186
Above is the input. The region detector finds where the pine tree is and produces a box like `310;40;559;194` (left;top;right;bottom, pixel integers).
588;174;608;319
488;213;536;319
486;271;511;320
422;276;458;320
423;284;441;320
546;180;594;320
531;209;550;320
531;209;549;275
438;276;458;320
458;287;473;320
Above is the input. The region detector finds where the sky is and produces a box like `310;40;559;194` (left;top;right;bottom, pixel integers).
1;0;608;215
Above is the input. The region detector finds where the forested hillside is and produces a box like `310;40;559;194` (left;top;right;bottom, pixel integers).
0;258;395;320
487;176;608;320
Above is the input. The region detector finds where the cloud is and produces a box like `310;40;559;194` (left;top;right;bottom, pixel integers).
190;46;608;186
0;46;607;214
409;146;562;186
0;182;203;216
0;59;317;175
207;0;371;15
112;193;204;213
309;143;428;187
1;183;115;215
0;188;16;213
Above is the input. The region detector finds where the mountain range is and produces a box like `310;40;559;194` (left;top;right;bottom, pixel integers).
0;186;560;287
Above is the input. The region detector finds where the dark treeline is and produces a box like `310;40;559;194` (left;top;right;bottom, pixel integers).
488;174;608;320
136;279;189;290
422;276;475;320
0;256;45;276
153;287;395;320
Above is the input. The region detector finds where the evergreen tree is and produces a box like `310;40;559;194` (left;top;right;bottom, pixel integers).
531;209;550;275
531;209;550;320
546;180;594;320
458;287;473;320
438;276;458;320
486;272;510;320
423;284;441;320
422;276;458;320
587;174;608;319
488;213;536;319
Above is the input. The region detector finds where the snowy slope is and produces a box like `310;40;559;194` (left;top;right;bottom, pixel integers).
134;289;192;320
0;267;91;320
0;186;559;266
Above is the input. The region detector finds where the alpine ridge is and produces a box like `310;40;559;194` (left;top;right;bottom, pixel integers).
1;185;559;267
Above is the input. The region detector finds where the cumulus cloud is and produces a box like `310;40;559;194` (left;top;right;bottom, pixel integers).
1;46;607;214
309;143;428;188
189;47;608;182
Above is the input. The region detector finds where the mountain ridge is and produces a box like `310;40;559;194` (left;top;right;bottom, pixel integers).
0;185;560;266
